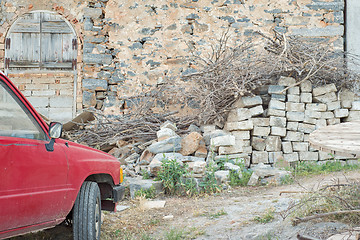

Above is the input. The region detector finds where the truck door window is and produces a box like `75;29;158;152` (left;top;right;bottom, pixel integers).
0;82;47;140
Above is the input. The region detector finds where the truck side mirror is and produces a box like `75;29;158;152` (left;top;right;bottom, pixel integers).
46;122;63;152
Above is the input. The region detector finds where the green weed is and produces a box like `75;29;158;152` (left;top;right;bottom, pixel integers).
253;208;275;224
134;186;156;199
292;160;360;177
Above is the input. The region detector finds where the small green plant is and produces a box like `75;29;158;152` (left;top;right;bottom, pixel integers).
253;208;275;224
134;186;156;199
199;163;222;194
141;169;151;180
280;174;294;185
164;228;185;240
292;160;360;177
156;157;186;195
183;177;199;197
208;209;228;219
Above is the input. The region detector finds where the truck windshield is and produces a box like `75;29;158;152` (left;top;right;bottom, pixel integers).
0;81;47;140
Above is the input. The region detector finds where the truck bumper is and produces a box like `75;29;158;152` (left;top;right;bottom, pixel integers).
112;185;125;202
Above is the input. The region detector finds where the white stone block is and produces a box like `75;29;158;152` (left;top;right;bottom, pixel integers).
252;151;269;164
287;94;300;103
283;131;304;142
300;93;312;103
334;109;349;118
299;152;318;161
313;83;337;96
286;112;305;122
269;99;285;110
298;123;316;133
300;80;312;93
225;120;254;131
287;121;299;131
282;142;293;153
306;103;327;111
271;127;287;137
270;116;287;128
288;86;300;95
292;142;309;152
284;152;299;162
286;102;305;112
327;101;341;111
252;126;270;137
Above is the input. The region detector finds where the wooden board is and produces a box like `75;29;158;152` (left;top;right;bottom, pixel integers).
309;121;360;158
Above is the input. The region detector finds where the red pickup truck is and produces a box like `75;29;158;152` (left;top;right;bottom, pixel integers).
0;72;125;239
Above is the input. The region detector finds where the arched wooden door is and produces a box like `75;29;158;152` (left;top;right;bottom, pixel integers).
5;11;78;123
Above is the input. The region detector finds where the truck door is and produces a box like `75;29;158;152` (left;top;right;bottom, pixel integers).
0;81;68;231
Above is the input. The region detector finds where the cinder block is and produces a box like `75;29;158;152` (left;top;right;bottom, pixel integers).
334;109;349;118
231;131;250;140
49;108;73;122
305;110;321;119
313;92;337;103
252;151;269;164
292;142;309;152
225;120;254;131
287;94;300;103
242;96;262;107
270;116;287;128
252;118;270;127
271;127;287;137
288;87;300;95
283;131;304;142
265;136;282;151
50;96;73;108
268;85;285;94
278;76;296;86
269;99;285;110
298;123;316;133
300;80;312;93
282;142;293;153
286;112;305;122
300;93;312;103
27;97;49;108
267;109;286;117
253;126;270;137
284;152;299;162
327;101;341;111
306;103;327;111
210;135;236;147
249;105;264;117
313;83;337;96
287;121;299;131
286;102;305;112
299;152;318;161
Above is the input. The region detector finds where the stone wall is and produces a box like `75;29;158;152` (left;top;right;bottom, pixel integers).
210;76;360;167
0;0;345;118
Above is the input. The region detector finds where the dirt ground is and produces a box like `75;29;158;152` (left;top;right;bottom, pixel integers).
12;170;360;240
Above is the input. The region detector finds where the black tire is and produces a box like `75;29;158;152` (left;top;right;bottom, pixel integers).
73;181;101;240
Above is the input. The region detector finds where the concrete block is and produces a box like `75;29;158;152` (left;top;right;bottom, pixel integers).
242;96;262;107
32;90;56;96
334;109;349;118
284;152;299;162
252;137;266;151
327;101;341;111
231;131;250;140
228;108;252;122
319;151;333;160
298;123;316;133
268;85;286;94
351;101;360;110
287;122;298;131
321;112;335;119
270;116;287;128
287;94;300;103
157;128;177;141
225;120;253;131
282;142;293;153
271;127;287;137
300;80;312;92
313;83;337;96
218;140;246;155
305;110;321;119
268;152;284;164
265;136;282;151
327;118;340;125
249;105;264;117
252;118;270;127
306;103;327;111
288;87;300;95
210;135;235;147
344;111;360;122
268;99;285;110
313;92;337;103
271;94;286;102
252;151;269;164
286;112;305;122
286;102;305;112
299;152;319;161
341;100;352;109
278;76;296;86
283;131;304;142
315;119;327;129
49;108;73;122
300;93;312;103
267;109;286;117
292;142;308;152
303;117;317;125
253;126;270;137
201;125;216;134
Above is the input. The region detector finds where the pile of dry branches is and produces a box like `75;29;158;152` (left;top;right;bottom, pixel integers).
281;180;360;226
179;30;360;124
65;109;195;150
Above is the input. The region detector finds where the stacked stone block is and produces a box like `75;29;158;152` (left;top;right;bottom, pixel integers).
219;76;359;167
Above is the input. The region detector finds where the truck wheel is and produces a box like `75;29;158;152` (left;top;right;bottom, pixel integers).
73;181;101;240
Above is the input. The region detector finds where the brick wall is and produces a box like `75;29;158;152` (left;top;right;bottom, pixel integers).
0;0;346;118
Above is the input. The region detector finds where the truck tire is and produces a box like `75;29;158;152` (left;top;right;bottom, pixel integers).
73;181;101;240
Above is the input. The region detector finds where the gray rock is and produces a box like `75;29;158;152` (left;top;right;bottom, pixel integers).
147;136;182;154
127;177;163;199
215;170;230;183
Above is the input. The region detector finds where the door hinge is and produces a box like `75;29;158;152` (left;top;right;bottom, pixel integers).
72;39;77;50
5;58;10;69
72;59;77;70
